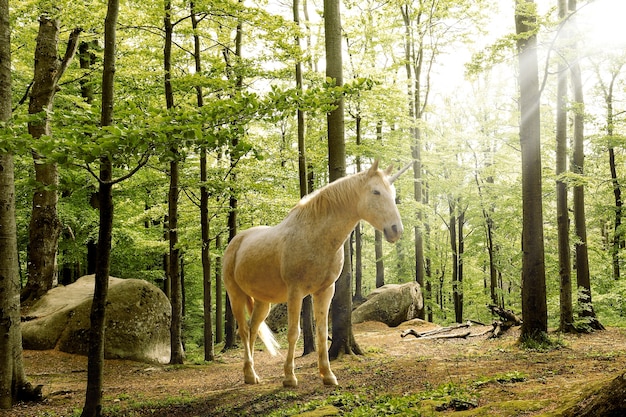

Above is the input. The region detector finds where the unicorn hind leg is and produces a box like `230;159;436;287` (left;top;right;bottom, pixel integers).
227;285;261;384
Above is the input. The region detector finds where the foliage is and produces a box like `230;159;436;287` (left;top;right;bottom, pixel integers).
4;0;626;377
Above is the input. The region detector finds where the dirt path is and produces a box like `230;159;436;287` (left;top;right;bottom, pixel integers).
4;321;626;416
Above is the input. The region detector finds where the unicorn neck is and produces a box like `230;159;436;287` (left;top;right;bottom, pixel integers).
292;173;364;250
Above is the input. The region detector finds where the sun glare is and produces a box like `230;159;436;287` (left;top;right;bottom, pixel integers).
576;0;626;50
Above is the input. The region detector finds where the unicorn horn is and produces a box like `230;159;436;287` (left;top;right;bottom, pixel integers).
389;161;413;184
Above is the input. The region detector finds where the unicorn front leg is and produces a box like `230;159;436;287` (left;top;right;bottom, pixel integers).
283;294;303;387
314;284;338;386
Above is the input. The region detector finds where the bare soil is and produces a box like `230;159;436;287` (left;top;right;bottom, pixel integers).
4;320;626;416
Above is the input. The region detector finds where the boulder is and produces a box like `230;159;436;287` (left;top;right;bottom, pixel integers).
352;281;423;327
266;303;288;333
22;275;171;364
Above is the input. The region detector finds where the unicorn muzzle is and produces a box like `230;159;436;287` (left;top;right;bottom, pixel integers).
384;223;403;243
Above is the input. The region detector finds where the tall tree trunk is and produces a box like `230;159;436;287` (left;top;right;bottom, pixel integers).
224;7;244;350
605;70;624;280
449;199;459;322
325;0;361;359
24;17;80;303
191;1;215;362
568;0;603;331
164;0;184;365
556;0;574;332
374;123;385;288
400;5;425;319
294;0;315;356
515;0;548;340
0;5;32;405
215;234;224;344
81;0;118;415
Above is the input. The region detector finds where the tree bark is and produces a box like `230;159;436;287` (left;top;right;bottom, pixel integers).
224;6;244;350
0;6;30;404
601;67;624;280
515;0;548;339
81;0;118;415
556;0;574;332
293;0;315;356
191;1;215;363
568;0;603;330
325;0;361;359
24;16;80;303
164;0;184;365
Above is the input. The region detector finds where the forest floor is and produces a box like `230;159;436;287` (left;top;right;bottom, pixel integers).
3;320;626;417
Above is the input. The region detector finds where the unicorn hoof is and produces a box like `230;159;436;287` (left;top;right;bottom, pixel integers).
282;377;298;388
244;373;260;384
323;375;338;386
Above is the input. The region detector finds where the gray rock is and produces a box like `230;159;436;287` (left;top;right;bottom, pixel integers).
22;275;171;364
352;281;423;327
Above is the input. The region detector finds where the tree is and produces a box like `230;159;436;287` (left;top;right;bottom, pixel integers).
23;16;80;303
293;0;315;356
325;0;361;358
0;0;34;406
568;0;603;331
592;56;625;281
515;0;548;340
556;0;574;332
163;0;184;365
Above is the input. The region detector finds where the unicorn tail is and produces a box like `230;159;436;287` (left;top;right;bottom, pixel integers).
258;321;281;357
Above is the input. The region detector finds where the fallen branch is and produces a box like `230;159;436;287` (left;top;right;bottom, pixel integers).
420;331;471;340
401;321;472;339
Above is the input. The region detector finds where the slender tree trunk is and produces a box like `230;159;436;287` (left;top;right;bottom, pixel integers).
294;0;315;356
81;1;118;415
24;17;80;303
556;0;574;332
515;0;548;340
605;74;624;281
164;0;184;364
374;122;384;288
0;6;31;404
325;0;361;359
224;8;244;350
191;1;215;362
400;5;425;319
568;0;603;330
215;234;223;344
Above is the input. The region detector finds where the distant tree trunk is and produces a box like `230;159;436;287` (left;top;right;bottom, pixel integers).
191;1;215;362
24;16;80;303
400;5;426;319
568;0;603;331
224;8;244;350
294;0;315;356
325;0;361;359
164;0;184;364
474;147;500;307
515;0;548;340
354;156;363;301
603;68;624;280
0;5;32;405
375;123;384;288
81;1;118;415
449;198;464;323
556;0;574;333
215;234;224;344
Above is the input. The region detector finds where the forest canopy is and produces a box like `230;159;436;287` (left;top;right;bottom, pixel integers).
3;0;626;353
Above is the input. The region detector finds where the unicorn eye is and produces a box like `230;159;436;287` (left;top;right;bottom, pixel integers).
373;190;381;196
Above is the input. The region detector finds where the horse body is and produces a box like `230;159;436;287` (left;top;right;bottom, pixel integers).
223;161;405;387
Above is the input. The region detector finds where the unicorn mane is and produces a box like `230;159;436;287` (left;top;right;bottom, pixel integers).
291;170;371;221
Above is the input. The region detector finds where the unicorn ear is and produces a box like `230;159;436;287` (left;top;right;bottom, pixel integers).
383;165;394;176
367;159;380;176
